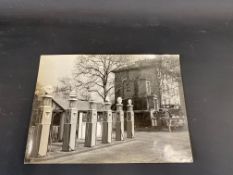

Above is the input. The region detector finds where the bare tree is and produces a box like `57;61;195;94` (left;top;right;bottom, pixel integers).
155;56;180;107
74;55;130;102
57;55;130;102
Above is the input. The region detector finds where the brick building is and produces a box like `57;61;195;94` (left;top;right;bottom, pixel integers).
113;59;161;111
113;58;183;127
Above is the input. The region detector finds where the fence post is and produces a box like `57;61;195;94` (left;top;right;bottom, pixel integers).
102;98;112;144
62;91;78;151
116;97;124;141
152;95;159;111
85;97;97;147
35;93;53;157
58;113;65;141
126;99;134;138
77;112;83;139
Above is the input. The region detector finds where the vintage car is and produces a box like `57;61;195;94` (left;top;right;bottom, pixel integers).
166;116;185;132
155;107;185;131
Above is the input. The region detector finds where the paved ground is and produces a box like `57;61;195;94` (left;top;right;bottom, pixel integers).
39;130;193;164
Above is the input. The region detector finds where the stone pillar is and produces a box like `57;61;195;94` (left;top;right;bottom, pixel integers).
150;110;157;127
126;99;134;138
102;99;112;144
35;94;53;157
154;95;159;111
58;113;65;141
85;100;97;147
62;92;78;151
115;97;124;141
77;112;83;139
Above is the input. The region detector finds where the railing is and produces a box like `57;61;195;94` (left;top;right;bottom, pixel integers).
31;93;135;158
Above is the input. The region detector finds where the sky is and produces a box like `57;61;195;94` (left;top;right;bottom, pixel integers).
36;54;179;102
37;54;179;88
37;54;177;86
37;55;76;87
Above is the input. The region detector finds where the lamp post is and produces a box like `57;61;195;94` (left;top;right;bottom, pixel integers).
102;97;112;144
126;99;134;138
62;91;78;151
85;92;97;147
116;97;124;141
35;93;53;157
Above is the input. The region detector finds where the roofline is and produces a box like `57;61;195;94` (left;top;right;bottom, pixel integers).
112;64;156;73
52;98;66;111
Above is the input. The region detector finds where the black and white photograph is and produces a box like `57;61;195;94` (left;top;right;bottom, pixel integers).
2;0;233;173
24;54;192;164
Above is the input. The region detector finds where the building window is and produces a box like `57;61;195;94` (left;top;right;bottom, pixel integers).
146;81;151;95
123;80;134;98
